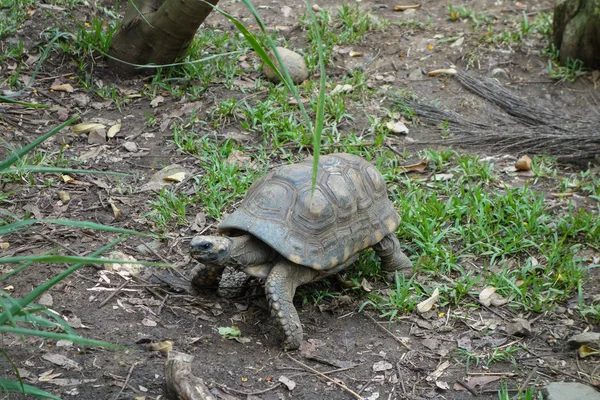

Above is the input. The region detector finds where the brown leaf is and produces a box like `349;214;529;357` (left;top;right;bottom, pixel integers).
417;287;439;313
51;83;74;93
397;160;427;173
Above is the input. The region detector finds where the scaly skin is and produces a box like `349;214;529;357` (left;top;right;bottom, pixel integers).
191;263;226;287
265;259;319;350
372;233;413;272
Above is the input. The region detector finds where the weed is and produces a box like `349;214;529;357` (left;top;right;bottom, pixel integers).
359;273;423;320
448;4;492;29
145;188;190;234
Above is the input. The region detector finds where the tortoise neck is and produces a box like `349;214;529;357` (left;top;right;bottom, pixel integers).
230;235;277;265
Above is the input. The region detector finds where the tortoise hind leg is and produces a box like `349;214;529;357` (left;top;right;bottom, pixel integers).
373;233;413;273
265;259;319;350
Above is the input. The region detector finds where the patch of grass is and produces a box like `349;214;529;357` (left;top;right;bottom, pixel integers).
0;0;36;40
456;345;522;371
145;188;190;235
447;4;493;29
359;273;424;320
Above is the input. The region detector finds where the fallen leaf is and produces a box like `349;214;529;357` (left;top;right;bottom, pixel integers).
427;68;457;77
150;340;173;353
435;381;450;390
0;242;9;249
57;191;70;202
427;360;450;381
386;121;409;134
108;199;122;218
142;318;157;327
331;84;353;95
106;251;140;277
479;287;508;307
106;122;121;138
50;83;74;93
393;4;421;11
140;164;191;192
123;141;138;152
278;375;296;390
150;96;165;108
191;212;207;232
579;345;600;358
72;123;105;134
218;326;241;339
450;37;465;47
397;160;427;173
164;172;186;182
61;175;74;183
465;375;503;387
349;50;362;57
515;155;532;171
42;354;81;371
372;361;393;372
417;287;439;313
360;278;373;292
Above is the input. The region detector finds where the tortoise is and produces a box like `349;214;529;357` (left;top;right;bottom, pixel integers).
190;153;413;350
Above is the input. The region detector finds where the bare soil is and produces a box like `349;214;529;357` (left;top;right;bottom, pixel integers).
1;0;600;399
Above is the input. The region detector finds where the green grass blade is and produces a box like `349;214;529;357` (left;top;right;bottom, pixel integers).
0;97;49;108
0;166;129;176
0;117;80;171
0;236;124;326
0;255;166;265
0;378;60;399
0;326;119;349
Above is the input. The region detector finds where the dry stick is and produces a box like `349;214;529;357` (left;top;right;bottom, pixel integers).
98;279;130;308
396;362;407;394
454;380;477;396
286;354;363;399
112;362;137;400
215;382;282;396
516;367;537;398
367;314;411;350
157;293;169;316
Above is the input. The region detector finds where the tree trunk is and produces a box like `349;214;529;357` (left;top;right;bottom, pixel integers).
107;0;219;76
553;0;600;69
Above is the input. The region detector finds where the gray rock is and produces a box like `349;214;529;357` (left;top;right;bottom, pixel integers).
543;382;600;400
408;68;424;81
568;332;600;349
507;318;532;337
263;47;308;84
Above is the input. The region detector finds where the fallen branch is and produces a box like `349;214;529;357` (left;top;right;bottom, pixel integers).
164;351;215;400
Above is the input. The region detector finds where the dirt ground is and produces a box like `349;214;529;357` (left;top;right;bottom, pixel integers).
1;0;600;399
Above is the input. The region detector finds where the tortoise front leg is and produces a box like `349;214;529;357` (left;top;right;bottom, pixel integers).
265;260;319;350
372;233;413;272
191;263;226;288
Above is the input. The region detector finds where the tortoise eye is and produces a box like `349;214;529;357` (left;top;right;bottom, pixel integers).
200;242;213;250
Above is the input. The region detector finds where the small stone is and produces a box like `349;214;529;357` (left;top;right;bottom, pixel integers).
403;8;416;16
568;332;600;349
491;68;510;80
554;306;566;314
123;141;138;152
543;382;600;400
408;68;424;81
88;129;106;144
38;293;53;306
506;318;532;337
263;47;308;85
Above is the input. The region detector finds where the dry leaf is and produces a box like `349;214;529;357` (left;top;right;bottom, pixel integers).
431;173;453;182
427;68;457;77
0;242;9;249
106;251;140;276
550;192;574;198
373;361;393;372
331;84;354;95
50;83;74;93
435;381;450;390
349;50;363;57
107;122;121;138
61;175;74;183
151;340;173;353
579;345;600;358
515;155;532;171
42;354;81;371
108;199;121;218
479;287;508;307
393;4;421;11
360;278;373;292
164;172;187;182
426;360;450;381
150;96;165;108
278;376;296;390
142;318;157;327
397;160;427;173
72;123;105;134
386;121;409;134
58;191;70;202
417;287;439;313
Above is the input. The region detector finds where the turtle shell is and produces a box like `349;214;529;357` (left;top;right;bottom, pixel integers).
217;153;400;271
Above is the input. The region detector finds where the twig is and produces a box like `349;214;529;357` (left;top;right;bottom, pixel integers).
396;362;407;394
286;354;363;399
455;380;477;396
112;362;137;400
214;382;282;396
157;294;169;316
516;367;537;397
98;279;130;308
367;314;411;350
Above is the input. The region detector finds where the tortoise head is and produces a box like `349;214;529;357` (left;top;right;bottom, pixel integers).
189;236;232;265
